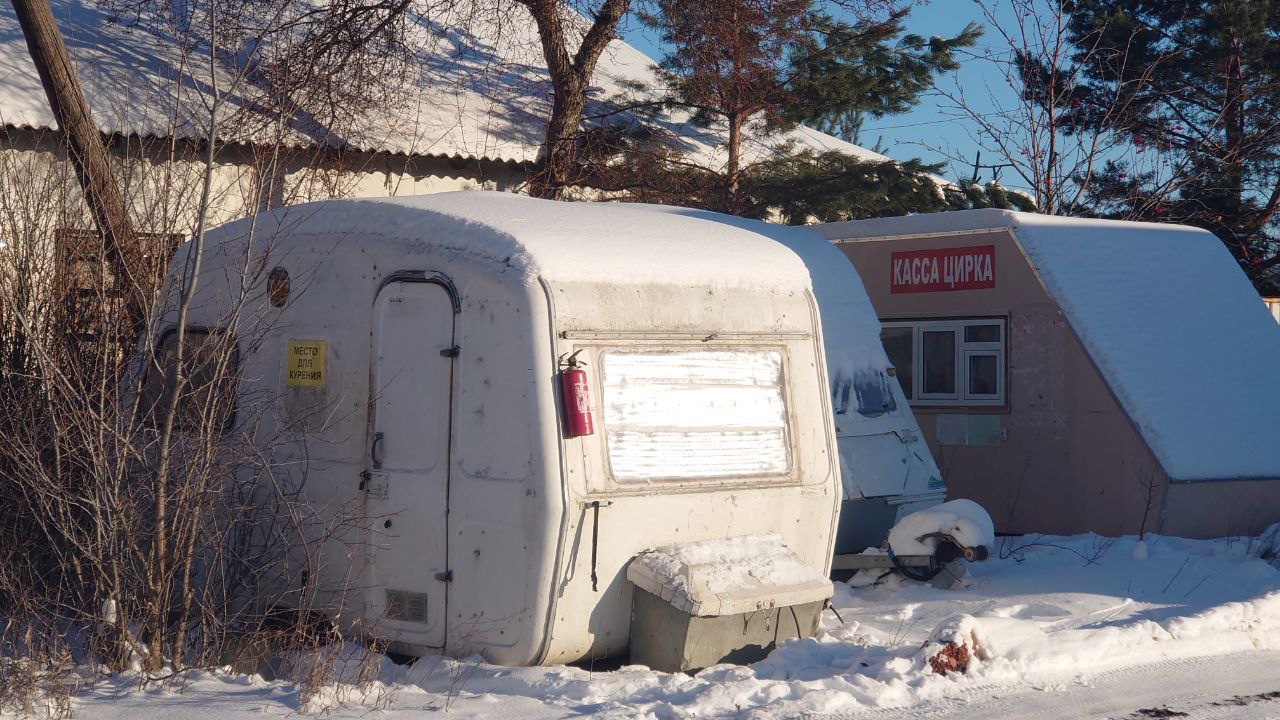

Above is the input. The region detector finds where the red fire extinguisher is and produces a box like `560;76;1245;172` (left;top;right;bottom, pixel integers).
560;351;594;438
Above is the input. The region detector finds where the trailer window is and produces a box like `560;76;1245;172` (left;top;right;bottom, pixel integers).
140;327;240;433
600;349;790;481
852;369;898;417
881;319;1006;407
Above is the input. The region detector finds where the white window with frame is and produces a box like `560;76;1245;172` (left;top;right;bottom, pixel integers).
599;348;792;482
880;319;1006;407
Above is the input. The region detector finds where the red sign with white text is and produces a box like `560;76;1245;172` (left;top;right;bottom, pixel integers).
890;245;996;293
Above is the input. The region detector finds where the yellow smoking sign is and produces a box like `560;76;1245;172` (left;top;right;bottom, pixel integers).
286;339;327;388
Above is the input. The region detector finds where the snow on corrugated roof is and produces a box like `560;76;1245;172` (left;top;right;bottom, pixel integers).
814;209;1280;481
206;191;814;292
0;0;892;168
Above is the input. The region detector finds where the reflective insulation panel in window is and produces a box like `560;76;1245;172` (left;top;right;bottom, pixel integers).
601;349;790;481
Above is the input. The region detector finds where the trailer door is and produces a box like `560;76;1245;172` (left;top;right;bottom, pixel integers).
366;279;454;650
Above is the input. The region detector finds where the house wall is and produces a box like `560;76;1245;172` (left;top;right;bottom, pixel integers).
1162;480;1280;539
0;126;528;319
0;127;528;240
833;229;1171;536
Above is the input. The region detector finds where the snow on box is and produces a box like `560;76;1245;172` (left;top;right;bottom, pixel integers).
821;208;1280;482
626;533;832;616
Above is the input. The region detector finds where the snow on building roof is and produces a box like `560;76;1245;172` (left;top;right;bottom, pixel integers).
206;191;814;292
0;0;892;168
814;208;1280;481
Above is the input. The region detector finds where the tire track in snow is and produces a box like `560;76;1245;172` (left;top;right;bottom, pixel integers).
810;650;1280;720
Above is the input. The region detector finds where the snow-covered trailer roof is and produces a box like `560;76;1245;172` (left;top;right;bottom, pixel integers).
815;208;1280;482
202;191;814;292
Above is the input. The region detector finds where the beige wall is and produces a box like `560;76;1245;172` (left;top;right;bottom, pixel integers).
835;229;1172;536
0;127;527;306
1162;480;1280;539
0;127;528;238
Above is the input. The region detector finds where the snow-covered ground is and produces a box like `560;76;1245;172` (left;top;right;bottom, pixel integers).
35;532;1280;719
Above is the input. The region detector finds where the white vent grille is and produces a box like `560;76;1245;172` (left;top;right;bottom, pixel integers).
385;589;429;623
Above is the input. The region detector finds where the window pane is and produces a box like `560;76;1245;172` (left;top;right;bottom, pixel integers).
854;369;898;417
142;329;239;432
964;323;1001;343
602;350;790;481
968;354;999;396
922;330;956;395
880;326;914;400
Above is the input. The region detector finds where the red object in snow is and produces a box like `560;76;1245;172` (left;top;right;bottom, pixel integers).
560;366;595;437
928;641;971;676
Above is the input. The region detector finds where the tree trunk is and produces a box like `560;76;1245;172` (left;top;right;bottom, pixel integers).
530;75;586;199
9;0;144;321
520;0;631;200
725;112;743;214
1222;36;1245;224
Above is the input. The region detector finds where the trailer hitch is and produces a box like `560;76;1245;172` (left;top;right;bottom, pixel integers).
831;533;989;588
888;533;989;583
920;532;990;563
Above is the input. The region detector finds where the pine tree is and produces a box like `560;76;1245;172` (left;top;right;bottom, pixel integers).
612;2;981;221
1057;0;1280;292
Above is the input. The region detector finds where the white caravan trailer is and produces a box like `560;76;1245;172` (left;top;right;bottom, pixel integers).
149;192;842;668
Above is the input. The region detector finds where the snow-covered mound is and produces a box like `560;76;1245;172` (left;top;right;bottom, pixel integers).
887;499;995;555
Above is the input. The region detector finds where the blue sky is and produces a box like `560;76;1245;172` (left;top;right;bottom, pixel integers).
619;1;1022;187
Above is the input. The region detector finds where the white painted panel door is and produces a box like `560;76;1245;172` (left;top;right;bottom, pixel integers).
368;280;454;649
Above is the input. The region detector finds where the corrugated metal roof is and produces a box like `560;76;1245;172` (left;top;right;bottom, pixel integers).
0;0;892;167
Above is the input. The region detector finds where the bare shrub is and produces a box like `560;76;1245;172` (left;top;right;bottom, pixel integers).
936;0;1172;215
0;52;371;716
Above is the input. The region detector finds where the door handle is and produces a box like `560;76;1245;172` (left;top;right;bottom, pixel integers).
371;431;385;469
